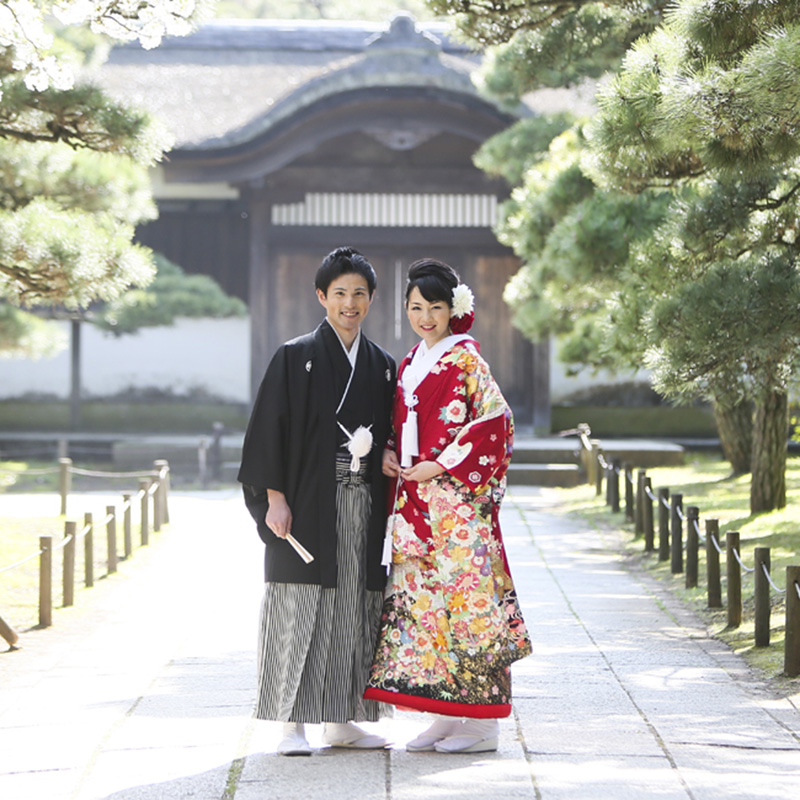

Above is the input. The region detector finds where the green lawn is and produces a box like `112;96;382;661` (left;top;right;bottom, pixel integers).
552;453;800;691
0;460;154;635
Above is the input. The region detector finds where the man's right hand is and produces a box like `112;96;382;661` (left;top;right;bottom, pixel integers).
266;490;293;539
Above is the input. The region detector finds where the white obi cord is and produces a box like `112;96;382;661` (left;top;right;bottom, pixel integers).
400;395;419;468
398;334;473;468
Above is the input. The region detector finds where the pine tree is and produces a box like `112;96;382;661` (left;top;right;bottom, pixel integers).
0;1;210;353
450;0;800;512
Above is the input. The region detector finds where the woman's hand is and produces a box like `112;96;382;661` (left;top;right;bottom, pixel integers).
382;448;401;477
401;460;445;483
266;489;293;539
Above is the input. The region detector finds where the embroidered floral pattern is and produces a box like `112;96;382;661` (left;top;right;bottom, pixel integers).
368;342;531;713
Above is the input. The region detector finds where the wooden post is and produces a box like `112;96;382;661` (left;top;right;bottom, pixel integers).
658;488;670;562
634;469;646;536
610;459;621;513
106;506;118;575
39;535;53;628
670;493;683;574
726;532;742;629
785;566;800;678
594;445;603;496
139;478;151;546
624;462;634;522
152;477;162;533
685;506;699;589
643;477;654;552
587;441;598;488
706;519;722;608
84;512;94;588
753;547;771;647
62;520;76;607
59;457;72;516
122;492;132;558
0;615;18;648
154;459;170;525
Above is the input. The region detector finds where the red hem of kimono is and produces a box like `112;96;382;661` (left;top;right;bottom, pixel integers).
364;687;511;718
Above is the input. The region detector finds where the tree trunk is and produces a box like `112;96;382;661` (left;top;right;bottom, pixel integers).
750;388;788;513
712;398;752;475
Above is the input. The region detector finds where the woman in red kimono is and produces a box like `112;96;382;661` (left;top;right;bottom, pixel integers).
364;258;531;754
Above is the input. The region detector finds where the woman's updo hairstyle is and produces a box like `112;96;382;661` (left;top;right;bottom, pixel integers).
405;258;460;306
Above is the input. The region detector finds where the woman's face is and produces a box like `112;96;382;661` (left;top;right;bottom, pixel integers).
406;286;451;348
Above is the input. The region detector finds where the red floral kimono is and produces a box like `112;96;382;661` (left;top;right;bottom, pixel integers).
364;337;531;718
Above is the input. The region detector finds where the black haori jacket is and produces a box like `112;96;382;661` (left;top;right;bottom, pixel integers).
238;321;396;591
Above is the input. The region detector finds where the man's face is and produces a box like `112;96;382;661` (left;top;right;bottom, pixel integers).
316;272;373;342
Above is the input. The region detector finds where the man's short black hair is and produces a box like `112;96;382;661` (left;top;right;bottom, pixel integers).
315;246;377;296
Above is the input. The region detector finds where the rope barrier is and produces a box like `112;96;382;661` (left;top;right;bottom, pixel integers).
709;533;724;555
795;581;800;601
644;485;657;501
760;561;785;595
676;505;685;521
69;467;155;479
51;533;74;553
0;549;45;574
731;545;756;574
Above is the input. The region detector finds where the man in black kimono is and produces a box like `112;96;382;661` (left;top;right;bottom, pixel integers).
238;246;396;755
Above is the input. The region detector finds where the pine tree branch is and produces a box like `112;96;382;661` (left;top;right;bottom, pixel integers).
751;180;800;211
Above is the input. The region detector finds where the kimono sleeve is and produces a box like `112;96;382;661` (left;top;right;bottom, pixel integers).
237;343;292;493
435;351;512;492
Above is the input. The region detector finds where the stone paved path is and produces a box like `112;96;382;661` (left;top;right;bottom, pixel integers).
1;487;798;800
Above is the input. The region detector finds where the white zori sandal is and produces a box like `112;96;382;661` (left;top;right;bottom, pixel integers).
277;722;312;756
433;719;499;754
406;716;464;752
322;722;390;749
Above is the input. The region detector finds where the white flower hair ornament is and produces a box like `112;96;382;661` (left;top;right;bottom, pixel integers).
450;283;475;334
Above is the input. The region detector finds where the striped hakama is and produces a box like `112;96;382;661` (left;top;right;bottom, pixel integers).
255;454;384;723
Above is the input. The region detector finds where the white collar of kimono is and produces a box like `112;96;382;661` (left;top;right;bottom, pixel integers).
328;323;361;414
401;334;473;406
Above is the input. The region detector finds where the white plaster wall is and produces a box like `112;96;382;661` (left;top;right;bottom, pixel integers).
0;317;250;402
548;337;652;404
1;318;649;405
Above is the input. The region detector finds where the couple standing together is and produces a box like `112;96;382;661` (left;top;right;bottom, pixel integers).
238;247;531;756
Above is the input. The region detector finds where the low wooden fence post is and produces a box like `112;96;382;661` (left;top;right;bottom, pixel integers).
643;476;654;552
106;506;118;575
634;469;645;536
62;521;76;607
705;519;722;608
586;441;597;488
685;507;699;589
84;512;94;588
154;459;170;524
624;462;634;522
670;493;683;575
658;488;670;562
785;566;800;678
594;446;603;496
754;547;770;647
610;459;621;513
39;535;53;628
59;458;72;516
139;478;151;546
727;531;742;628
0;615;18;648
122;492;132;558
